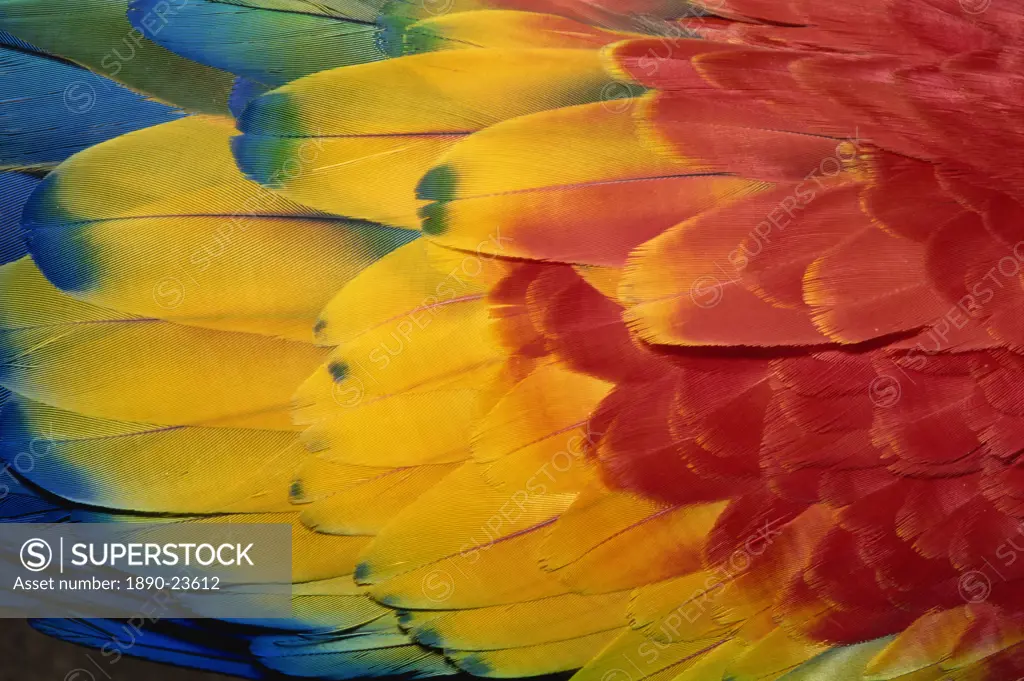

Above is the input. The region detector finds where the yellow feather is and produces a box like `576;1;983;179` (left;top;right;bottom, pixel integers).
571;629;730;681
0;258;326;429
29;116;414;340
449;629;624;677
540;487;727;593
403;591;629;651
726;627;831;681
7;393;302;513
300;464;458;535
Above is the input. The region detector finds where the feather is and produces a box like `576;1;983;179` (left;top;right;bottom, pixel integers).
186;512;373;583
31;618;263;678
0;391;302;512
311;238;504;348
778;638;894;681
127;0;387;87
0;258;327;428
640;91;865;183
804;223;947;343
367;526;571;610
253;638;456;680
404;591;628;651
620;188;833;347
726;627;830;681
376;0;685;44
24;116;417;341
356;462;572;600
294;303;506;465
472;361;612;492
864;608;973;680
250;614;458;678
608;38;742;90
447;630;623;677
228;75;271;118
572;629;730;681
300;463;458;535
539;488;726;593
404;592;629;676
400;9;636;54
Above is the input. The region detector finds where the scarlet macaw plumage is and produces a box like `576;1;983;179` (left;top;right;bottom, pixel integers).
2;0;1023;679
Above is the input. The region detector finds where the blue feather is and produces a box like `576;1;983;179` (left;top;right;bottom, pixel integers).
128;0;383;87
0;43;182;167
31;618;265;678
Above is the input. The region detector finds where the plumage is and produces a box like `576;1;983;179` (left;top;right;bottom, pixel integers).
417;102;768;267
0;258;327;428
399;9;637;53
233;48;630;227
0;40;182;168
127;0;387;86
0;391;302;512
5;1;1024;681
539;488;725;593
23;115;418;340
0;0;235;113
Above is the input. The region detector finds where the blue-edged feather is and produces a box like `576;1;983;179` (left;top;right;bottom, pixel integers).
0;392;98;506
0;388;77;522
17;172;100;292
